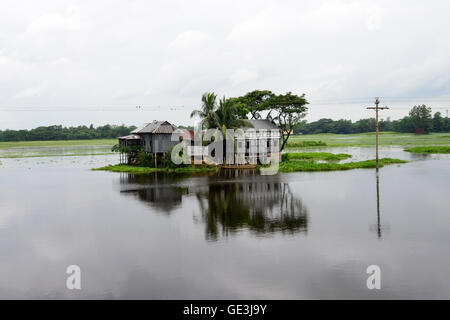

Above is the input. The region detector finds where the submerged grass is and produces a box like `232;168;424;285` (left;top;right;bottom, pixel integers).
93;164;218;174
404;146;450;154
282;152;352;161
289;132;450;147
0;139;116;149
1;152;113;159
278;158;407;172
286;140;327;148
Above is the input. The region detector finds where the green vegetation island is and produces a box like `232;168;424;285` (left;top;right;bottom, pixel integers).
404;146;450;154
94;151;408;174
93;164;218;174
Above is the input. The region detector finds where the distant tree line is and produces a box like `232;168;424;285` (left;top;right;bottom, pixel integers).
1;104;447;142
295;106;449;134
0;124;137;142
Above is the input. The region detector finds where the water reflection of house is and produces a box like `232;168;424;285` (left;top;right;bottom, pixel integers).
118;173;188;214
116;171;308;239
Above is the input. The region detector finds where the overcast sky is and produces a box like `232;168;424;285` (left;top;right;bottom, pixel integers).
1;0;450;129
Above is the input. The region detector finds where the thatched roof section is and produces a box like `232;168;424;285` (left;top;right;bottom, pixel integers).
131;120;178;134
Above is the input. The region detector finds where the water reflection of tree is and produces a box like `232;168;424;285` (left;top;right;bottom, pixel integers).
117;172;309;239
196;180;308;240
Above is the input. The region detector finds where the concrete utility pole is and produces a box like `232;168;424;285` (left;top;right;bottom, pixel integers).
367;98;389;171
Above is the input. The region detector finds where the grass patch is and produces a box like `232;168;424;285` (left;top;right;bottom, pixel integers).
282;152;351;161
404;146;450;154
288;132;450;147
286;140;327;148
279;158;407;172
0;152;112;159
93;164;218;174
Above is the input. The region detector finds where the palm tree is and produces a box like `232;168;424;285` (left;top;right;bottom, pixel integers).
215;97;252;134
190;92;218;129
191;93;253;165
215;97;253;164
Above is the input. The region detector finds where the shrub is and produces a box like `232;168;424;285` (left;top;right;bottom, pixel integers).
136;149;155;167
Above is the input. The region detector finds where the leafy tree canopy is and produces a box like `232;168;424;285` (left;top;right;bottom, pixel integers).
233;90;275;119
266;92;309;150
409;104;432;133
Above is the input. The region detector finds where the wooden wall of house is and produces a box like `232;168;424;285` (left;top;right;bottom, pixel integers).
141;134;152;153
138;133;180;154
151;133;180;154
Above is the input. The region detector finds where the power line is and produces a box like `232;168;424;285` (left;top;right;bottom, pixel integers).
0;106;193;112
0;95;449;112
311;96;450;104
1;105;450;112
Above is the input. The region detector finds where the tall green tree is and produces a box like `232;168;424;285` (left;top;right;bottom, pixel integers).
432;112;443;132
267;92;309;151
190;93;253;164
190;92;219;129
223;97;249;119
214;97;252;164
409;104;432;133
215;97;252;133
444;114;450;132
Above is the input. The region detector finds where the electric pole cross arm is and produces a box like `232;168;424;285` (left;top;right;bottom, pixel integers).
366;98;389;172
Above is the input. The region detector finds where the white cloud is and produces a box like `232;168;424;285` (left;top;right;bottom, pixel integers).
365;5;382;31
170;30;210;50
229;69;259;86
25;10;82;34
0;0;449;129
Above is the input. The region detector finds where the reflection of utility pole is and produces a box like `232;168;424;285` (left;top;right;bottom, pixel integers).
367;98;389;171
376;173;381;238
369;172;383;238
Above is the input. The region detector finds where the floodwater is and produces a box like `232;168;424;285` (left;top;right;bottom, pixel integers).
0;147;449;299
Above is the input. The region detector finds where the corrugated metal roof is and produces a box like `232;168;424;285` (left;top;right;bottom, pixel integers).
131;120;178;134
174;129;194;140
118;134;141;140
131;123;150;134
243;119;279;130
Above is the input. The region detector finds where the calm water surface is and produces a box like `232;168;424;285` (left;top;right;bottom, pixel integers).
0;147;449;299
